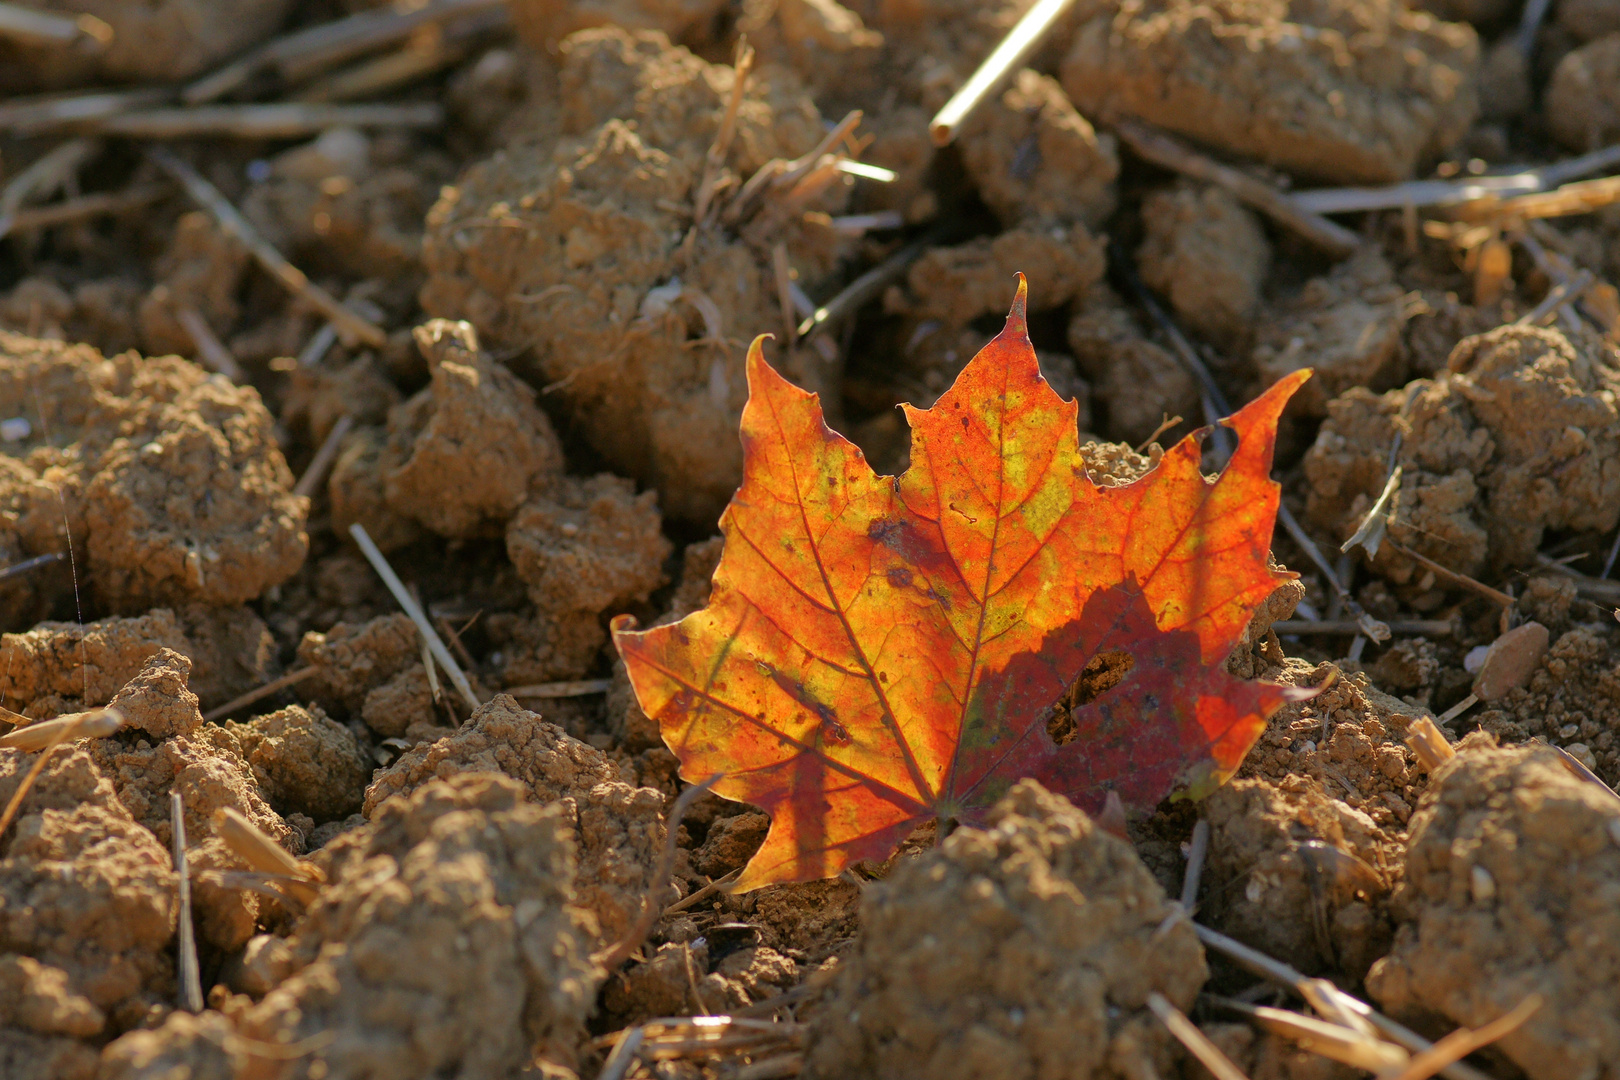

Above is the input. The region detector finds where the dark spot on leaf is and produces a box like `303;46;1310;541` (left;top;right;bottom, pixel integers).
887;567;914;588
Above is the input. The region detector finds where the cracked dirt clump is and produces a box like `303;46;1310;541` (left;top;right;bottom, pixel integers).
1253;249;1413;416
1474;624;1620;786
0;747;175;1033
97;1009;246;1080
237;773;601;1079
886;225;1107;327
1061;0;1479;184
957;68;1119;230
420;27;836;525
297;612;421;720
0;333;308;611
363;695;665;942
1366;741;1620;1080
1136;181;1270;348
1545;33;1620;152
1200;777;1398;980
1067;284;1200;446
1304;323;1620;581
221;705;372;823
0;610;190;715
804;779;1204;1080
373;319;565;541
510;0;730;50
507;473;671;617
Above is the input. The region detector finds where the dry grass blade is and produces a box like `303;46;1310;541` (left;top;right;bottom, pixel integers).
0;707;124;751
929;0;1079;144
96;102;443;139
1406;716;1457;772
1216;998;1408;1072
1383;996;1541;1080
171;791;204;1012
295;8;504;103
1114;120;1361;256
147;147;387;348
1516;269;1594;326
694;39;755;224
1194;924;1496;1080
215;806;323;906
1148;992;1251;1080
0;708;125;840
597;1025;647;1080
595;775;721;971
202;667;320;723
1460;174;1620;221
349;522;481;709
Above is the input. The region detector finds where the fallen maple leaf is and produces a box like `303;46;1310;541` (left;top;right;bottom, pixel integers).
613;278;1314;889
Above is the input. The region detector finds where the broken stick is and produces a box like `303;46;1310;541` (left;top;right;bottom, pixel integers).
1114;120;1362;257
147;147;386;348
929;0;1079;145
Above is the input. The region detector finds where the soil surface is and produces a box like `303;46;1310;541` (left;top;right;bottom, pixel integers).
2;0;1620;1077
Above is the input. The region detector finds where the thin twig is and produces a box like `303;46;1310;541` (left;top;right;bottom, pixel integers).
1290;144;1620;214
1515;0;1555;56
1180;818;1209;910
0;86;169;135
0;552;65;582
184;0;506;104
929;0;1080;145
175;305;246;382
1115;120;1360;256
1516;269;1594;326
798;237;931;340
4;183;167;233
147;147;386;348
505;679;613;699
1275;619;1452;636
348;523;480;710
1384;541;1515;607
0;137;100;239
664;866;744;916
594;775;721;971
1148;992;1252;1080
293;414;355;499
201;667;319;724
694;39;754;224
92;102;442;139
171;791;204;1012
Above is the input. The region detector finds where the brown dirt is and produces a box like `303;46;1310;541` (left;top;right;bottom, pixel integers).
3;2;1620;1075
804;779;1204;1080
1546;33;1620;151
0;334;307;612
236;772;601;1079
1366;740;1620;1080
1061;0;1480;184
1305;322;1620;581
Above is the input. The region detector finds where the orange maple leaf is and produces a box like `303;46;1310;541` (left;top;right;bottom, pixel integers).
613;279;1313;890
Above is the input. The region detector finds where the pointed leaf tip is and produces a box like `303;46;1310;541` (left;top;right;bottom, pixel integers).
1006;273;1028;336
